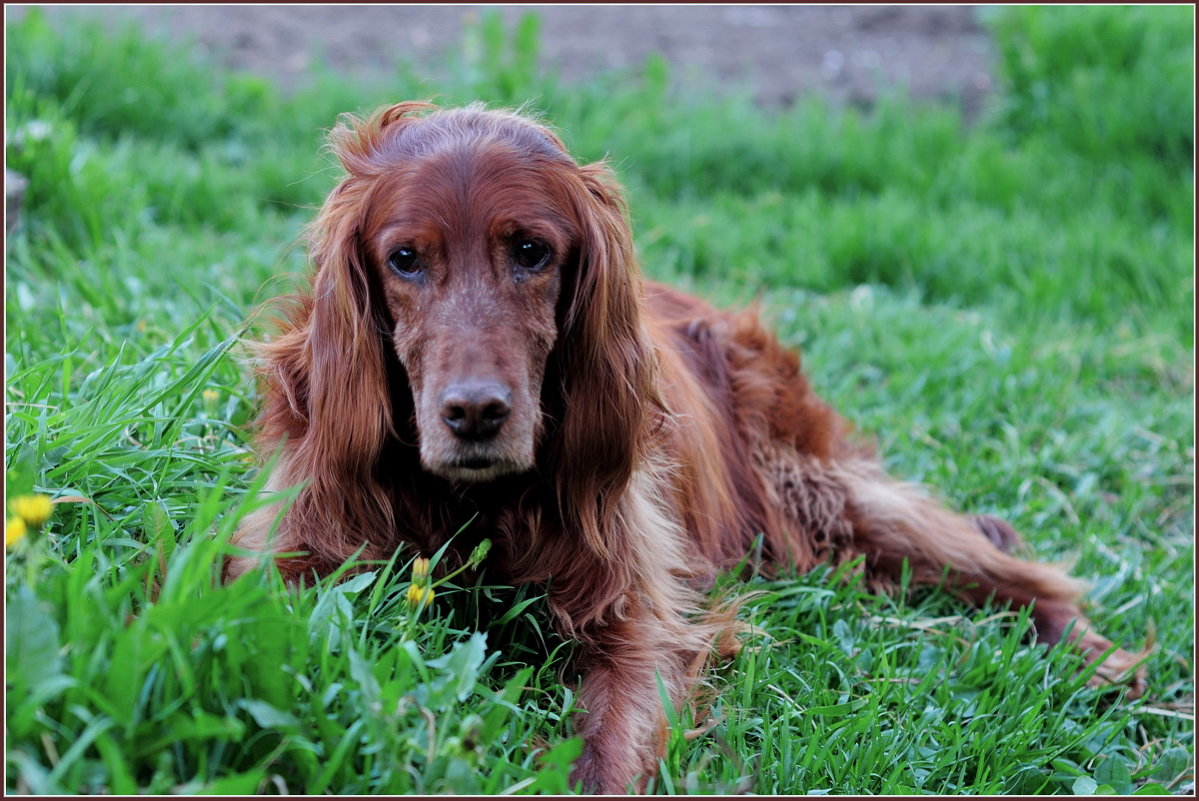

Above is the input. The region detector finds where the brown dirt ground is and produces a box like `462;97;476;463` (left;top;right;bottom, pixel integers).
16;5;997;115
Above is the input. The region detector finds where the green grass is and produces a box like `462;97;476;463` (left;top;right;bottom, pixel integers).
5;6;1194;795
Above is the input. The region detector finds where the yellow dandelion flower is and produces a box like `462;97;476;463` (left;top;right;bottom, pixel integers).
6;516;27;548
202;389;220;405
412;557;431;582
11;494;53;528
406;582;435;608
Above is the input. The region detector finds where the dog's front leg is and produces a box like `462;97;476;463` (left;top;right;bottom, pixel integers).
568;616;686;794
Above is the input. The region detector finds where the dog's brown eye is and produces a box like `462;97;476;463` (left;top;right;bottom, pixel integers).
513;240;551;270
388;247;421;277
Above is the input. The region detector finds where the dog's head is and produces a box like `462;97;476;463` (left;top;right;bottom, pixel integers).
296;102;654;516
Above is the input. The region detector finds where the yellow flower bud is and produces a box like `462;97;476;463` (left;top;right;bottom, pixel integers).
11;495;53;528
6;516;27;548
412;557;431;582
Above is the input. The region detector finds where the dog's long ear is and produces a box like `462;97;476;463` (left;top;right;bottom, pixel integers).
546;161;659;559
301;101;438;467
302;184;393;475
256;104;436;567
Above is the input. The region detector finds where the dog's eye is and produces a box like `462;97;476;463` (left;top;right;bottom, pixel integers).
388;247;421;277
513;239;551;270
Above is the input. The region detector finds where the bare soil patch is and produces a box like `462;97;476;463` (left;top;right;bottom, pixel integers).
17;5;996;114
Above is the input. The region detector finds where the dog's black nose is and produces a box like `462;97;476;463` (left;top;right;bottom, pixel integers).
440;382;511;440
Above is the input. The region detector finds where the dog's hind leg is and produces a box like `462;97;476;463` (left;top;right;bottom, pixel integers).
833;458;1147;697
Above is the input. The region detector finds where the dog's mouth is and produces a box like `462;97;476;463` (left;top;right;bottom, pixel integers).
456;456;496;470
425;453;530;484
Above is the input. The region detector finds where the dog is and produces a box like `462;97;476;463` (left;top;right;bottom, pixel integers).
225;101;1146;794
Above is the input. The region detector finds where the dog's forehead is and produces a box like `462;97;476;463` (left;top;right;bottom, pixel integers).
364;135;579;243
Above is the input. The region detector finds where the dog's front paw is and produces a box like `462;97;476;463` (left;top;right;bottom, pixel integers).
570;750;641;795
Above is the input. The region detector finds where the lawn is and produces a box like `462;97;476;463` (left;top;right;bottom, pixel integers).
4;6;1194;795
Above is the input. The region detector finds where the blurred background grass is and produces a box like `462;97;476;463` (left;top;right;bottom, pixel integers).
4;5;1194;795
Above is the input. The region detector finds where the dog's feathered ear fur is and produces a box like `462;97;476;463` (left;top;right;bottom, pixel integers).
243;103;437;571
303;185;391;476
544;160;660;561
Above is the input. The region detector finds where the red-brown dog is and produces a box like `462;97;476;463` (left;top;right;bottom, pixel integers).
226;102;1145;794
